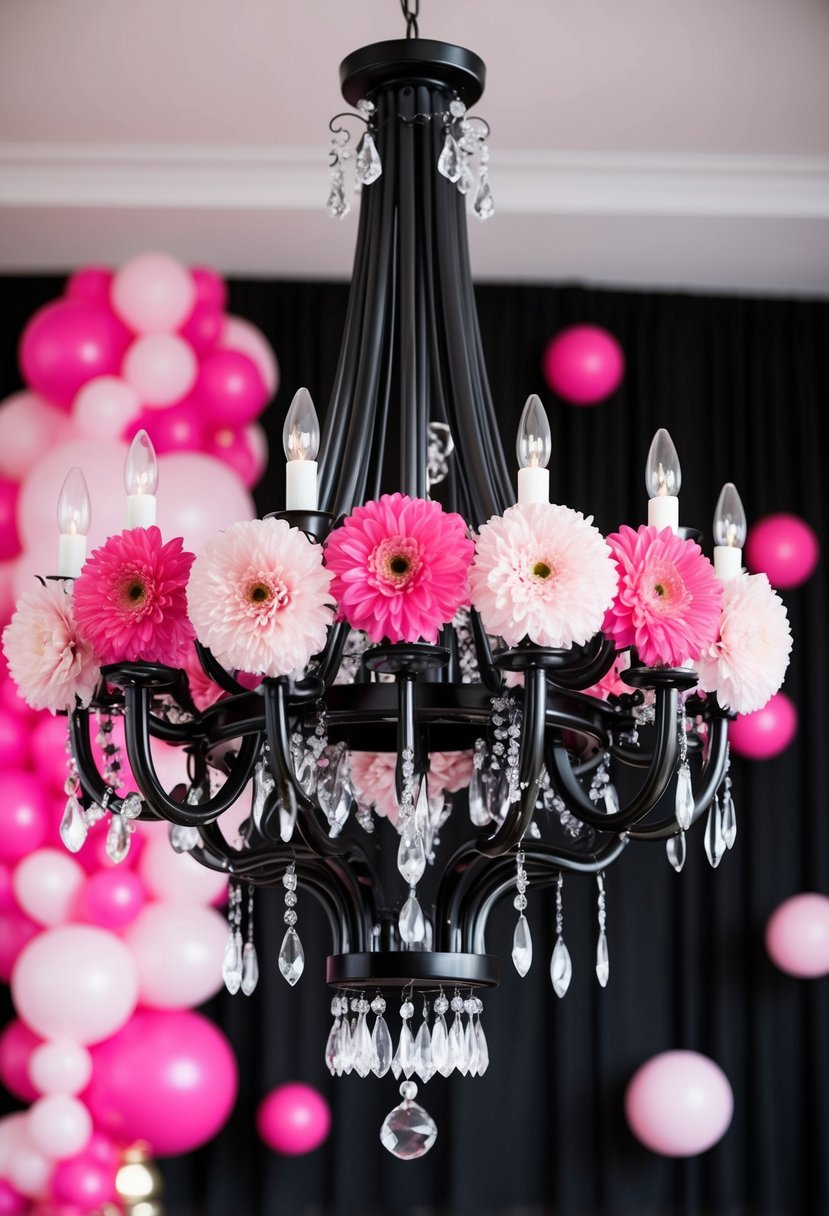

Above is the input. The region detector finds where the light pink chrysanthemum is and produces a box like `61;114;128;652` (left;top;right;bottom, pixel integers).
324;493;474;645
350;750;474;826
2;579;100;712
187;518;334;678
603;524;722;667
584;650;631;702
696;571;792;713
469;502;618;648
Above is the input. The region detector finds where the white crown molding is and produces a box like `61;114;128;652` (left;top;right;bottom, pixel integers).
1;143;829;220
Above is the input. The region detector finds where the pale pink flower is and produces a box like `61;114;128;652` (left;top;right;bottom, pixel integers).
583;650;631;701
73;527;195;666
2;579;100;712
469;502;617;648
180;645;226;712
324;493;473;644
350;750;474;826
603;524;722;667
696;571;792;713
187;518;334;678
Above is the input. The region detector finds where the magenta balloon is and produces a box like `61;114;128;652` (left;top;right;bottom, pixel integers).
204;424;261;487
542;324;625;405
156;451;255;554
256;1083;332;1155
111;253;196;336
0;1018;41;1103
0;771;49;862
19;300;131;410
0;1180;26;1216
17;438;128;555
138;399;205;453
179;300;224;356
31;715;73;793
121;333;198;408
191;267;228;312
0;673;39;723
0;706;31;770
765;892;829;977
0;393;72;483
625;1050;733;1156
194;349;268;425
729;691;798;759
0;911;41;982
65;268;113;307
0;481;21;562
50;1154;116;1208
0;864;14;913
746;513;819;589
220;315;279;397
84;1009;238;1156
81;869;147;931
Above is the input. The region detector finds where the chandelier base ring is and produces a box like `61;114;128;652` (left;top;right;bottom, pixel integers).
339;39;486;108
326;950;500;990
621;665;700;692
363;642;450;676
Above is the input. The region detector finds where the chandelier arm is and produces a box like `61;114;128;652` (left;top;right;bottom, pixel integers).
399;84;428;498
469;610;504;693
474;665;548;857
544;636;620;691
627;716;730;841
312;620;353;689
545;685;681;831
194;641;252;697
395;671;420;800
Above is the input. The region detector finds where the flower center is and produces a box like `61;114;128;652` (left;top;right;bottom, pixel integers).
369;535;421;591
654;582;665;597
532;561;552;580
115;570;153;615
640;559;691;616
243;576;289;612
127;581;145;602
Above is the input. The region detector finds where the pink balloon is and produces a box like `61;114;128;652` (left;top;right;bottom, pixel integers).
256;1083;331;1155
138;830;227;905
20;300;131;410
0;1114;28;1176
0;1019;42;1103
81;869;147;931
729;691;798;759
111;253;196;335
625;1050;733;1156
123;902;226;1009
0;911;41;982
0;863;14;913
65;268;113;308
0;1180;26;1216
7;1139;52;1200
156;451;255;554
17;438;128;557
82;1131;118;1170
84;1009;238;1156
0;673;39;723
0;393;72;482
29;1040;93;1098
179;300;224;356
192;267;228;312
194;349;268;425
542;324;625;405
30;715;72;793
746;513;819;589
244;422;269;486
0;771;49;862
765;892;829;977
27;1096;92;1162
220;315;279;397
13;850;86;928
0;481;20;562
0;706;31;770
122;333;198;408
71;375;141;441
12;925;138;1045
203;423;262;487
135;398;205;453
50;1154;115;1208
0;563;16;628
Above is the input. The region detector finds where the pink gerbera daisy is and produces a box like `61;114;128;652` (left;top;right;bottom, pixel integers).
73;526;195;666
2;579;100;712
350;749;474;826
603;524;722;667
583;650;631;702
470;502;617;648
696;571;792;713
187;518;334;677
324;493;473;644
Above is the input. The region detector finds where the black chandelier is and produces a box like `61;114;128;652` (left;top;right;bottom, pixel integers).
63;12;745;1160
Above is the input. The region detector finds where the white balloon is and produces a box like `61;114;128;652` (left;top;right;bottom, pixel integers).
7;1138;52;1198
123;901;226;1009
27;1094;93;1161
0;1112;27;1178
12;849;86;928
29;1038;93;1097
139;831;228;906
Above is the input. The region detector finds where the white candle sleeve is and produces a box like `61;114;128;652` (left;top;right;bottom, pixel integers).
286;460;319;511
517;466;549;506
647;495;679;533
57;534;87;579
714;545;743;581
125;494;158;529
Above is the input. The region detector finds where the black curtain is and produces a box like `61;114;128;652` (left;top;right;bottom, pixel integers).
0;275;827;1216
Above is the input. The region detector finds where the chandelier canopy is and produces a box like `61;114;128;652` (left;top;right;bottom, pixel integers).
2;6;793;1163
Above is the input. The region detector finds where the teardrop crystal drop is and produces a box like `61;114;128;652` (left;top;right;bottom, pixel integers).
398;1021;416;1079
468;767;490;826
550;936;573;998
413;1019;433;1082
449;1013;467;1076
457;160;475;195
437;133;461;182
59;793;87;853
380;1095;438;1160
105;813;130;864
391;1042;402;1081
241;941;259;995
666;830;686;873
371;1015;393;1078
325;1017;341;1075
722;791;737;849
278;926;305;986
474;1020;489;1075
326;181;350;220
120;792;143;820
431;1015;449;1071
397;832;426;886
399;893;426;944
169;823;200;853
464;1018;479;1076
604;784;620;816
511;913;533;977
675;762;694;831
279;800;297;843
704;796;727;869
473;172;495;220
355;131;383;185
596;930;610;988
337;1018;354;1076
352;1015;373;1078
222;930;242;995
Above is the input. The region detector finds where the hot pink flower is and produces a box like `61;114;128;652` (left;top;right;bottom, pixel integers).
696;571;792;713
187;518;334;678
324;493;473;644
350;749;474;826
603;525;722;667
2;579;100;712
73;526;195;666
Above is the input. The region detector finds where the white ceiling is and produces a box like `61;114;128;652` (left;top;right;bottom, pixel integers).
1;0;828;293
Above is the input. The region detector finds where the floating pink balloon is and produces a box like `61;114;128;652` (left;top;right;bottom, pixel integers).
12;849;86;928
71;375;141;441
27;1095;93;1162
765;892;829;977
625;1050;733;1156
0;706;32;769
31;715;74;792
17;438;128;556
192;267;228;312
0;393;72;482
0;480;20;562
81;869;147;931
65;267;113;308
29;1040;93;1098
20;300;131;410
194;349;268;425
122;332;198;408
729;691;797;760
135;399;205;453
180;300;224;355
156;450;255;555
204;423;262;487
256;1083;332;1156
50;1153;116;1209
746;513;819;589
139;830;227;905
0;1018;41;1103
220;315;279;397
85;1009;238;1156
7;1139;52;1200
542;324;625;405
0;771;49;862
0;910;41;982
0;1179;26;1216
124;901;226;1009
111;253;196;335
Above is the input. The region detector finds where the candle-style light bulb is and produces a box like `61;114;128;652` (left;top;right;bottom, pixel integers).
645;428;681;531
56;467;90;577
515;394;551;504
713;481;747;581
283;388;320;510
124;429;158;528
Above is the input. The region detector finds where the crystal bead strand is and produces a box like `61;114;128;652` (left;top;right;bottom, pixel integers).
674;710;694;832
240;886;259;995
550;873;573;998
473;140;495;220
595;873;609;988
278;863;305;986
354;100;382;186
222;883;243;995
511;846;532;976
327;128;350;219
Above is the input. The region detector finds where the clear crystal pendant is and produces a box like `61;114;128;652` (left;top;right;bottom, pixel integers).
398;1020;415;1080
457;158;474;195
550;937;573;998
278;926;305;986
413;1013;433;1082
704;795;727;869
240;941;259;996
222;929;242;995
474;1010;489;1074
397;831;426;886
169;822;200;853
371;1000;393;1078
473;169;495;220
326;1015;343;1075
380;1082;438;1160
722;790;737;849
59;793;87;853
327;177;350;219
437;132;461;182
355;131;382;185
675;762;694;831
595;873;609;988
278;798;297;843
105;812;130;864
467;765;490;826
120;792;143;819
399;890;425;944
666;830;686;873
351;1006;373;1078
511;913;533;976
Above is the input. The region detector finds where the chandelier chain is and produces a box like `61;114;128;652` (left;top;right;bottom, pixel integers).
400;0;420;38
